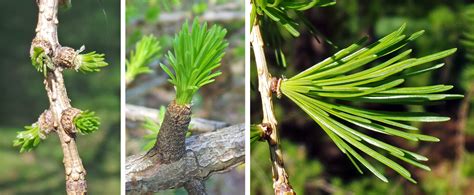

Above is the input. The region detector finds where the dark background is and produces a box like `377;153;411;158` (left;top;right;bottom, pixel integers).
0;1;120;194
251;0;474;194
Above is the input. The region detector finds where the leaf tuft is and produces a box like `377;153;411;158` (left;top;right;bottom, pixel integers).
77;51;109;73
280;24;462;183
161;19;228;105
126;35;161;83
73;110;100;135
13;124;44;153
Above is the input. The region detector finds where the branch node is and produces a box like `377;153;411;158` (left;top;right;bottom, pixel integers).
275;182;296;195
54;46;78;69
60;107;81;134
31;37;52;57
270;77;283;98
260;123;274;143
38;109;54;137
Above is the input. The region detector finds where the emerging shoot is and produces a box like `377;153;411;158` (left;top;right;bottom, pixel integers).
13;124;44;153
31;47;53;76
160;19;228;105
76;51;109;73
126;35;161;83
73;110;101;135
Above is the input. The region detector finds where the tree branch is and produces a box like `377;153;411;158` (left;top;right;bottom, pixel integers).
126;104;229;133
251;22;295;194
125;124;245;193
32;0;87;193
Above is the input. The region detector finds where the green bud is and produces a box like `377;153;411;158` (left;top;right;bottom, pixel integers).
76;51;108;73
73;110;100;134
13;124;44;153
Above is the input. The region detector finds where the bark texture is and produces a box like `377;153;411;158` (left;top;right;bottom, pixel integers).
146;101;192;164
125;124;245;193
33;0;87;194
126;104;229;133
183;179;207;195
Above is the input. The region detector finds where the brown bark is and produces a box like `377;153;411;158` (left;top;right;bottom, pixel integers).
32;0;87;194
125;124;245;193
146;101;191;164
125;104;229;133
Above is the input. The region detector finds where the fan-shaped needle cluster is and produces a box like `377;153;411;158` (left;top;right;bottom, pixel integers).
280;24;463;183
161;19;228;105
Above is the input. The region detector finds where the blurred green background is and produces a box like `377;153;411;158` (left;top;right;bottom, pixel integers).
0;1;120;194
126;0;244;194
251;0;474;194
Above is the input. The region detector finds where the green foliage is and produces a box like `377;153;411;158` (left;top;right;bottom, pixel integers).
161;19;228;105
253;0;336;67
13;124;44;153
126;0;181;23
192;2;208;15
31;47;53;76
141;106;191;151
461;5;474;90
250;124;264;144
59;0;72;11
77;51;109;73
252;0;335;37
126;35;161;83
283;140;323;194
73;110;100;135
142;106;166;151
331;177;403;195
280;24;462;183
251;139;323;194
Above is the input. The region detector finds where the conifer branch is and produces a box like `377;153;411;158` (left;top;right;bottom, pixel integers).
13;0;107;193
251;22;295;194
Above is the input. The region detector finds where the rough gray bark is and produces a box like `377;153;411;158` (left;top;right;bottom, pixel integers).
125;124;245;193
33;0;87;194
126;104;229;133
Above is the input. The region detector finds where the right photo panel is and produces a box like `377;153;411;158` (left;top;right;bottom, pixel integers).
125;0;245;194
250;1;474;194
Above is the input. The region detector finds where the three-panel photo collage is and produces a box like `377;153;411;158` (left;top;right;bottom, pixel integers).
2;0;474;194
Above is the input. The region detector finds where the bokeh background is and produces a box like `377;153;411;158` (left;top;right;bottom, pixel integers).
126;0;244;194
251;0;474;194
0;1;120;194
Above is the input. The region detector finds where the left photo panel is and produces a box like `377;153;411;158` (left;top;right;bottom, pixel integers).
0;0;120;194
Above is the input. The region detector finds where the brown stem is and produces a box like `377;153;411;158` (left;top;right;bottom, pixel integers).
251;22;295;194
33;0;87;194
146;101;191;164
144;101;210;193
125;104;229;133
